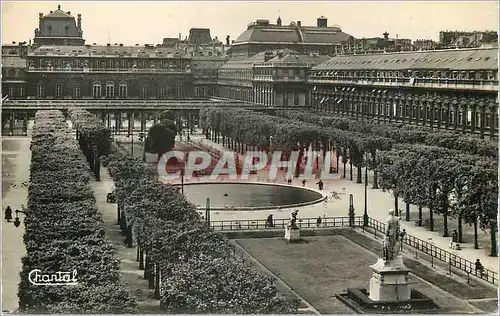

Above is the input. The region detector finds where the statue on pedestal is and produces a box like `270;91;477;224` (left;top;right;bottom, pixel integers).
284;210;301;241
288;210;299;230
384;209;401;261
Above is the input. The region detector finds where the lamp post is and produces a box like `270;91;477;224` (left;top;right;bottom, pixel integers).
205;198;211;228
13;209;28;227
348;194;355;227
139;132;146;162
363;153;369;227
223;193;229;209
181;162;185;195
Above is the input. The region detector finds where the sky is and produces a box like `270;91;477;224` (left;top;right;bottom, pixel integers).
1;1;498;45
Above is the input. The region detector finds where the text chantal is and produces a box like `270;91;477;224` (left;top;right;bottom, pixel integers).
28;269;78;285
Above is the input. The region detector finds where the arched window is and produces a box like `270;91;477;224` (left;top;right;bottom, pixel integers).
106;81;115;98
93;81;101;98
119;81;127;98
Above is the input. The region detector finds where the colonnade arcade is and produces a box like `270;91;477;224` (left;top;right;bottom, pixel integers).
312;86;498;139
97;110;198;136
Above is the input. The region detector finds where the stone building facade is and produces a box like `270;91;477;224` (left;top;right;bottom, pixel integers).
309;47;498;138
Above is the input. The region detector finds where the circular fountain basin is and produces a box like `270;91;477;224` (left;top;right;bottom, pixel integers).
180;182;325;211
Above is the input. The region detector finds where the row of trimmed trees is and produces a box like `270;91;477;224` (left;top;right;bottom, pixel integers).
199;108;498;256
377;144;497;256
274;110;498;256
199;108;394;182
275;110;498;158
68;108;298;314
19;110;136;313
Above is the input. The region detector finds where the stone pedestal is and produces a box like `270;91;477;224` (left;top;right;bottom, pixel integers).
284;226;301;241
369;255;411;301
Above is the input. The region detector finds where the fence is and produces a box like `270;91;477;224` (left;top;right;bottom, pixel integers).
210;216;362;231
365;217;498;286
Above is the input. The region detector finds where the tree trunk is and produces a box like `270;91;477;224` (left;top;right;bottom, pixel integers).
442;208;449;237
394;196;399;216
143;252;149;279
458;215;463;243
490;220;498;257
418;206;423;226
474;220;479;249
405;202;410;221
349;161;353;181
429;207;434;231
356;166;362;183
139;248;144;269
371;151;379;189
154;263;161;299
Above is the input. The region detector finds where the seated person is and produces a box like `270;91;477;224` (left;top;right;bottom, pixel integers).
475;259;484;276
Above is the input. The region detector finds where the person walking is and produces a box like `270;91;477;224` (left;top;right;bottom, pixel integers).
302;179;307;187
287;177;292;185
452;229;458;243
316;179;324;190
5;206;12;222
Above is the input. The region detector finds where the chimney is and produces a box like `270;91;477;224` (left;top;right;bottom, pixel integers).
317;16;327;27
297;21;301;27
77;14;82;30
226;35;230;46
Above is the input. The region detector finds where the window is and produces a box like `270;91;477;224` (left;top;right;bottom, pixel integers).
140;85;150;99
106;81;115;98
159;85;168;99
119;81;127;98
55;84;62;98
37;84;44;98
93;81;102;98
74;85;81;98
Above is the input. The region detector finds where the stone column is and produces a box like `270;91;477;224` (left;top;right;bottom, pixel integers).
479;102;486;139
489;103;497;140
461;101;468;134
471;102;477;136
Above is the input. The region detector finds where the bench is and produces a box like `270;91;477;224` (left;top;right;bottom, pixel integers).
449;241;461;250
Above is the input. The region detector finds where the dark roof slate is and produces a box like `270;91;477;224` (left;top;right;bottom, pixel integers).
313;48;498;71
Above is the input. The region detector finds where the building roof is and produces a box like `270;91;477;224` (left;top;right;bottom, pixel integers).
300;26;352;45
29;45;191;58
313;47;498;71
262;52;330;67
234;20;352;45
2;56;27;68
44;10;73;19
221;49;299;69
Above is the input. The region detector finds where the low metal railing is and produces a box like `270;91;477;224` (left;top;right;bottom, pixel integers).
210;216;362;231
366;217;498;285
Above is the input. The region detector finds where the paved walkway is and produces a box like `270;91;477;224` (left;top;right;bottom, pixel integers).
89;168;161;313
1;132;32;311
174;133;498;274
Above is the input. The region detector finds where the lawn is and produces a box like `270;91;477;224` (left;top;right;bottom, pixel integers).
235;235;482;314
